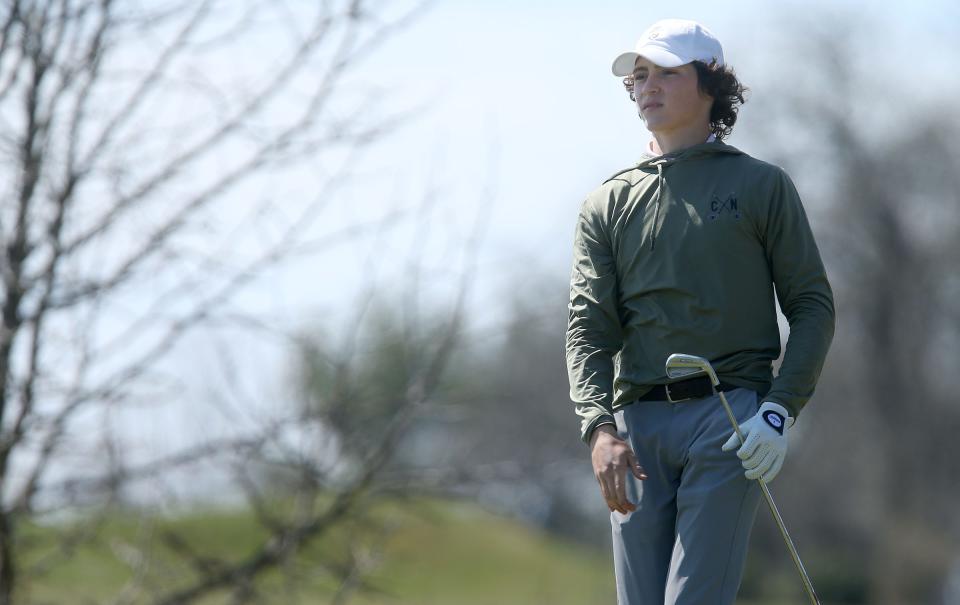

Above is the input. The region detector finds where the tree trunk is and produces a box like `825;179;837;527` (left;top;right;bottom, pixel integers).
0;508;14;605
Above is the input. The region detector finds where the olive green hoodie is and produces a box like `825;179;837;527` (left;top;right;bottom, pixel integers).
566;141;835;444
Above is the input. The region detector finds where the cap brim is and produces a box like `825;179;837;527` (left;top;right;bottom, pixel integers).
611;46;687;76
611;52;639;77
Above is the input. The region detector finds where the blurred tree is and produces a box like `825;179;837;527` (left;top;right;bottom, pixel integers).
0;0;425;602
140;288;467;604
291;273;613;546
745;20;960;604
452;275;610;541
293;299;470;480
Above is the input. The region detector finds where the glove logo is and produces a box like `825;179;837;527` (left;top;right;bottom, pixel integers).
762;410;785;435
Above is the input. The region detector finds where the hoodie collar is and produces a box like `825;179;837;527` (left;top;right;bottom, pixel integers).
637;135;742;168
646;132;716;157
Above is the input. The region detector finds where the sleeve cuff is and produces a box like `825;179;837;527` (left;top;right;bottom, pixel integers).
761;396;798;418
582;415;617;446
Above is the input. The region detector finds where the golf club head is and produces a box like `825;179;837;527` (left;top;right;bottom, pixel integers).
665;353;720;386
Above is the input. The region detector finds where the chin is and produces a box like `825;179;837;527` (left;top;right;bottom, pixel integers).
641;113;671;130
644;120;671;134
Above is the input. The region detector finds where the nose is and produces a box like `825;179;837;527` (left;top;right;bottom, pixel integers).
640;74;660;97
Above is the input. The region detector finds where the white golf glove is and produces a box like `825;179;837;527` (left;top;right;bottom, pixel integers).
722;401;794;483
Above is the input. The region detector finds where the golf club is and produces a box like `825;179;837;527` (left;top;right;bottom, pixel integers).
665;353;822;605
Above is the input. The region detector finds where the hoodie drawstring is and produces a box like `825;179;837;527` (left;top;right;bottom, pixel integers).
650;161;666;251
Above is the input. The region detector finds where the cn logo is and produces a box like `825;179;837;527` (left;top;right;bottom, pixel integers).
708;193;741;221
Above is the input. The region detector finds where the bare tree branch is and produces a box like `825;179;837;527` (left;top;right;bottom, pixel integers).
62;2;332;256
0;1;435;601
0;3;25;105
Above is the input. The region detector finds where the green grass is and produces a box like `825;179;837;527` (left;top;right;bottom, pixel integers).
15;498;617;604
13;498;829;604
361;500;615;605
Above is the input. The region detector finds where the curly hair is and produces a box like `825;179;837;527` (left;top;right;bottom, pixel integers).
622;61;748;140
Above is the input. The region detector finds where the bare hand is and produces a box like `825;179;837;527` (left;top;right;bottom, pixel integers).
590;425;647;514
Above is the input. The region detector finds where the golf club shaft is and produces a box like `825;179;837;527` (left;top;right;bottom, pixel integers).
716;390;822;605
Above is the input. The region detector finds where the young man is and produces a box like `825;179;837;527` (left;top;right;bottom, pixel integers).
565;18;835;605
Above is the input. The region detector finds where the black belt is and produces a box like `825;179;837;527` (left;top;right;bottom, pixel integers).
637;374;739;403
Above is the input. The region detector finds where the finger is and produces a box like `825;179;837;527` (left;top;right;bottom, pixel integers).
613;468;633;513
594;472;607;498
596;472;612;505
743;445;774;473
601;473;625;514
627;451;647;480
600;475;615;505
741;443;771;469
721;430;742;452
763;454;785;483
737;429;762;460
745;450;777;481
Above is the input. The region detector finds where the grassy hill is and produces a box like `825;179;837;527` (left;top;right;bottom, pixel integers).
15;496;842;604
17;498;617;604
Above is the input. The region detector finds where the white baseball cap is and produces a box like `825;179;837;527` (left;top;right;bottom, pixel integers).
611;18;724;77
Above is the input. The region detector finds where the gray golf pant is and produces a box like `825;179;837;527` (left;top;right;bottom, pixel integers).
611;388;762;605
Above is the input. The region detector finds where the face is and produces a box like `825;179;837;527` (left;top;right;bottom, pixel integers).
630;56;712;135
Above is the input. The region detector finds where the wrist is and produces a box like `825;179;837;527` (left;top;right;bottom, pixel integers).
589;423;618;449
759;400;789;416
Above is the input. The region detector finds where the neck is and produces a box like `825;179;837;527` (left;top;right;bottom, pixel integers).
650;122;713;155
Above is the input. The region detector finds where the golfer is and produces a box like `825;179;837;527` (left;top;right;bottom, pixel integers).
565;18;835;604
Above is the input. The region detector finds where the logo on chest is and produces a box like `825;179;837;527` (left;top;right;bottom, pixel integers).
708;193;740;221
